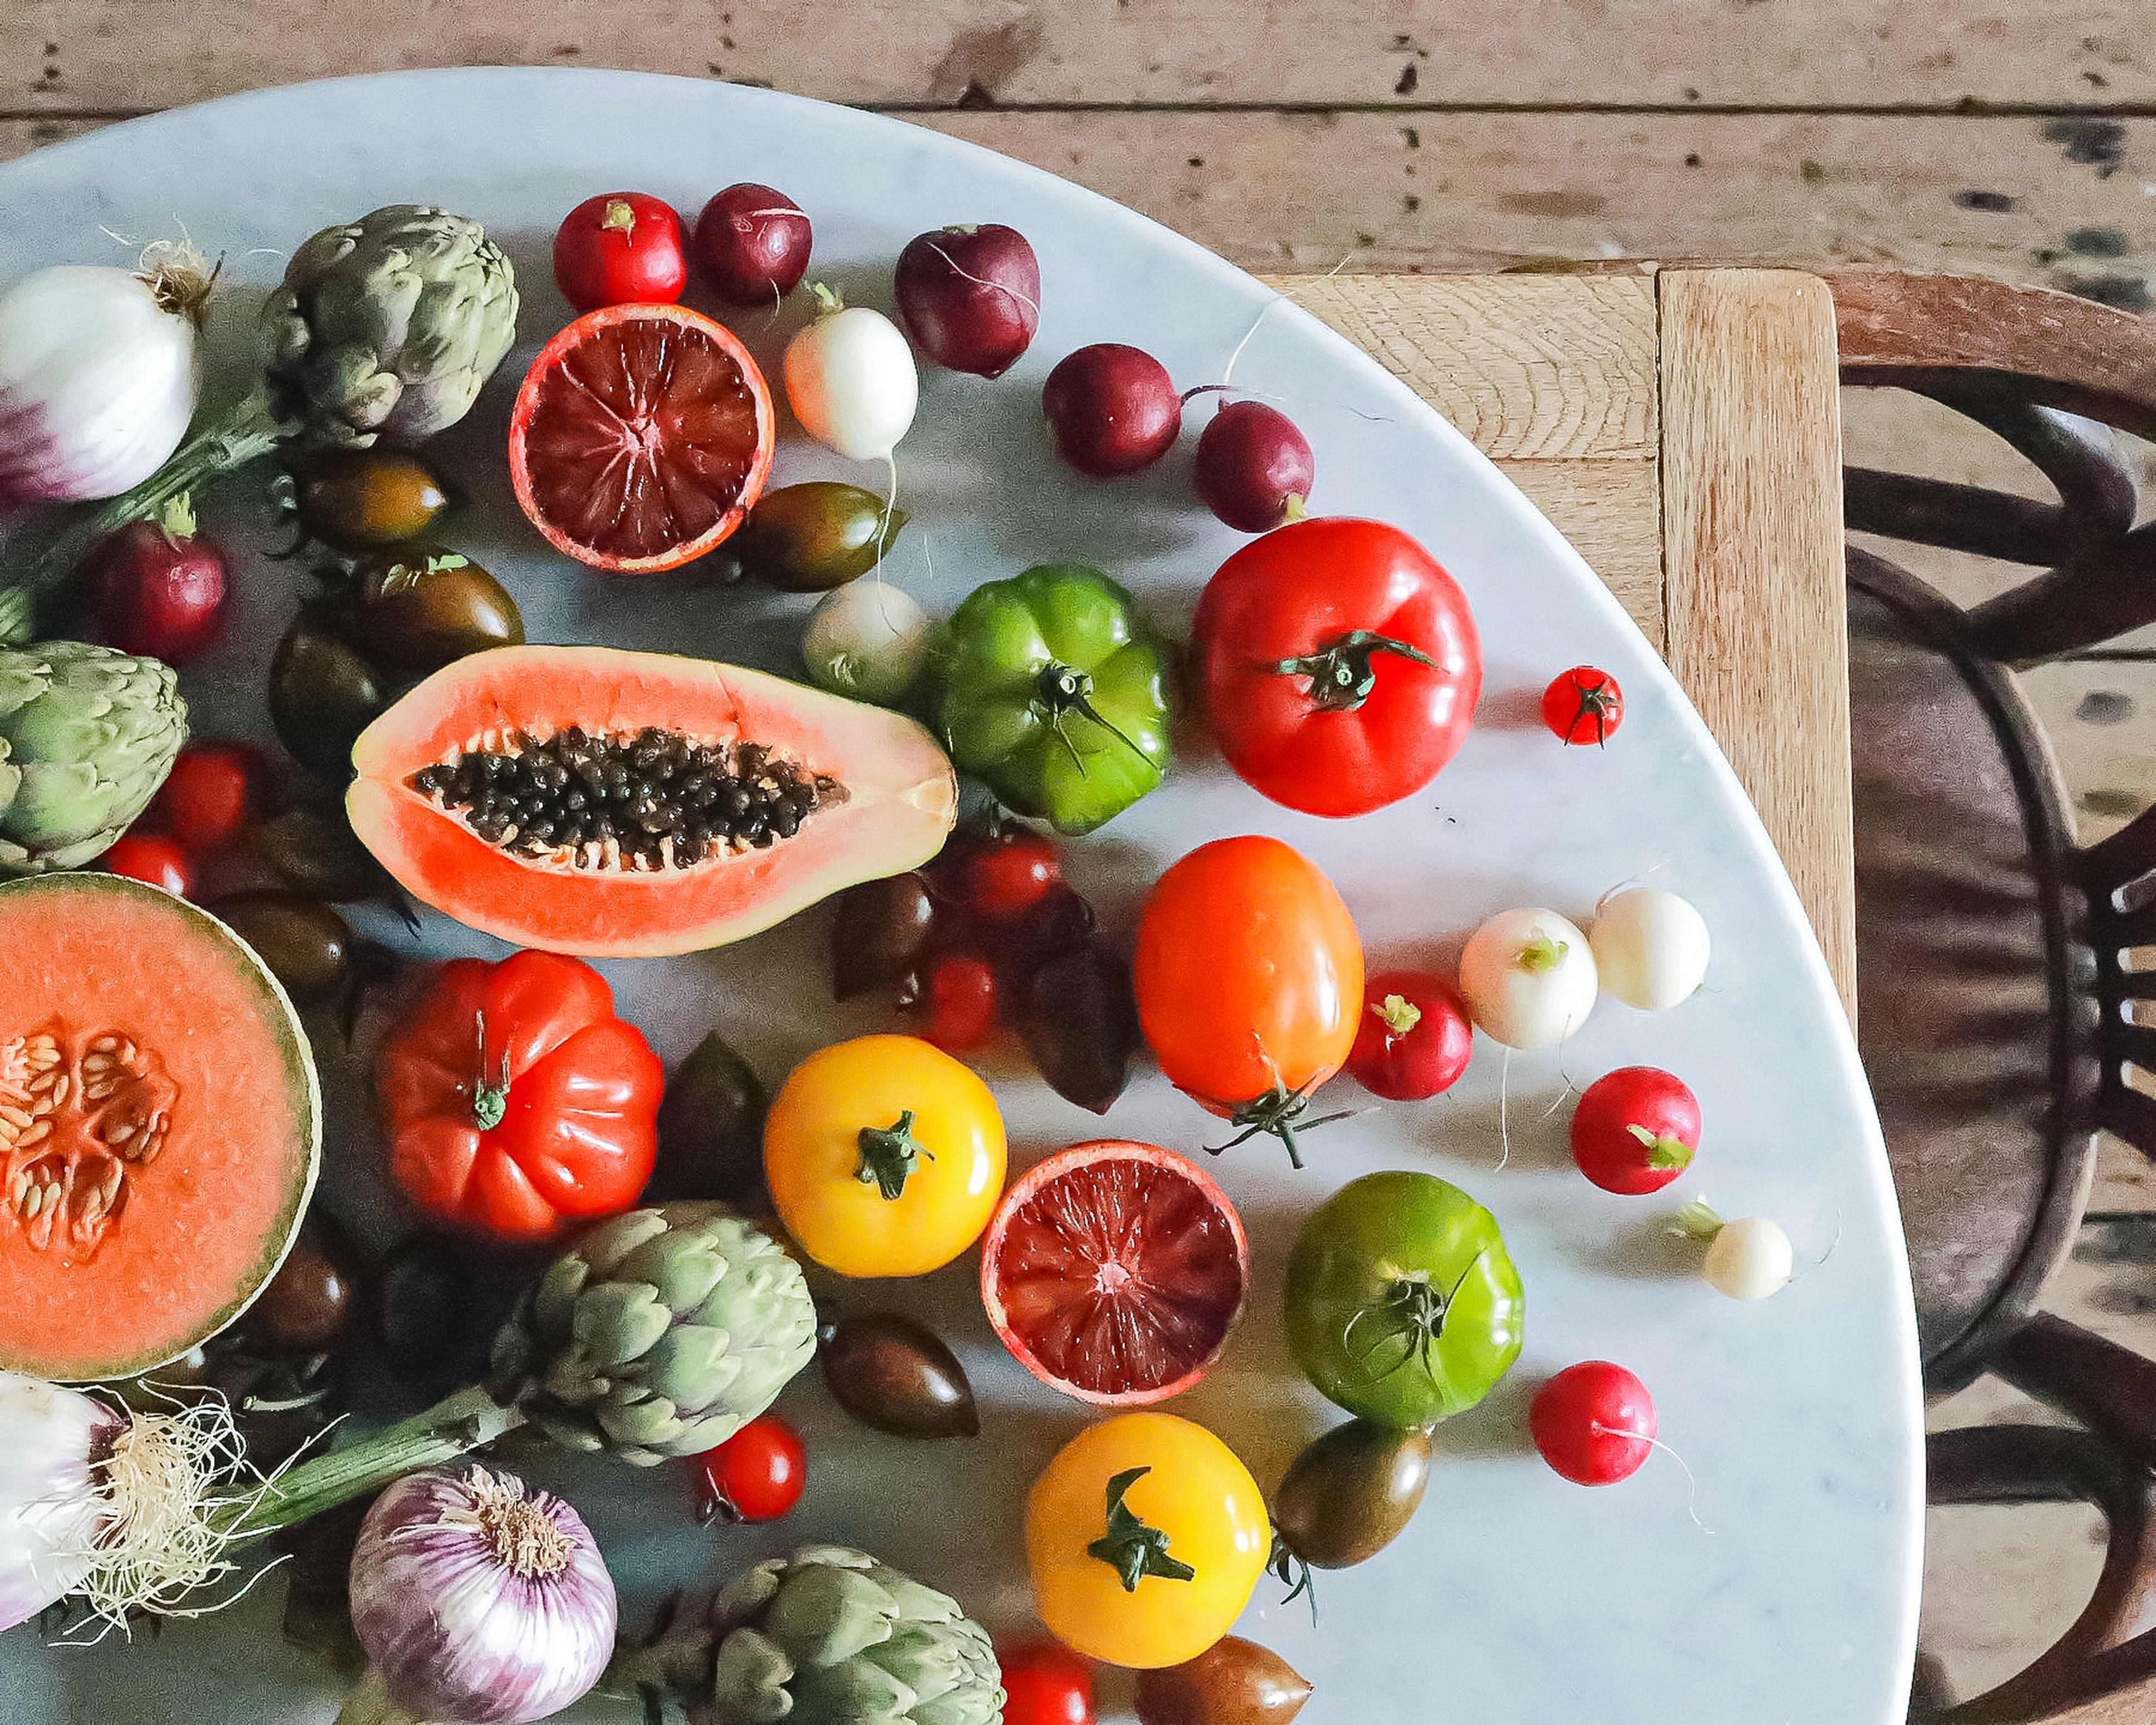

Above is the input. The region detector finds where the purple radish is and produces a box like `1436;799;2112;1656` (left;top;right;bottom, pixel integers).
1042;344;1182;478
895;225;1041;378
693;184;813;306
86;492;229;665
1194;399;1315;532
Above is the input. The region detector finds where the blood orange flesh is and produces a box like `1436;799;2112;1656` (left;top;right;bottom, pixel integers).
509;303;775;573
981;1140;1248;1405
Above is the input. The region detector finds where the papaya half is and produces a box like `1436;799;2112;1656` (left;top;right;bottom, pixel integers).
346;646;959;957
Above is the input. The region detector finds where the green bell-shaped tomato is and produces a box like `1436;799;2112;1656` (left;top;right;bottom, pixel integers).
933;564;1173;835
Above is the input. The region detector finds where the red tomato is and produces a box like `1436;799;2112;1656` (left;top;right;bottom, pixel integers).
143;741;270;850
964;830;1063;919
926;954;999;1054
1530;1361;1656;1485
552;192;689;311
1542;666;1624;745
694;1413;806;1523
376;950;663;1243
1570;1067;1699;1195
1134;836;1363;1166
1192;518;1481;817
999;1639;1096;1725
1347;969;1473;1100
99;833;192;897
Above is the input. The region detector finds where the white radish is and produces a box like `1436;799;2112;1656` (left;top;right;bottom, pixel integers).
1672;1200;1793;1301
1457;907;1598;1049
783;286;918;461
803;578;929;705
1591;887;1710;1010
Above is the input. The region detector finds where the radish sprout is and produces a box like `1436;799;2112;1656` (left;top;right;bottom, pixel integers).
1457;907;1599;1049
1671;1200;1794;1300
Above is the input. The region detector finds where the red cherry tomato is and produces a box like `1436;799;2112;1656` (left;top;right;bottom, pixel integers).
1569;1067;1699;1195
694;1413;806;1523
552;192;688;311
1542;666;1625;746
926;954;999;1054
998;1639;1096;1725
142;741;271;851
1346;969;1473;1100
1192;518;1482;818
965;831;1063;919
99;833;193;897
1530;1361;1657;1485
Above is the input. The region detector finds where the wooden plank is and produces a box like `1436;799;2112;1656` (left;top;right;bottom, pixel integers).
3;1;2152;110
1660;269;1856;1020
9;110;2156;298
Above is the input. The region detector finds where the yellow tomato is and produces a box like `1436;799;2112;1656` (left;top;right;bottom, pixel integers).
1025;1412;1269;1669
764;1034;1006;1277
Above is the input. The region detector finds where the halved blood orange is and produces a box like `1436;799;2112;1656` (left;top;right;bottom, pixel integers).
508;302;775;573
980;1140;1248;1407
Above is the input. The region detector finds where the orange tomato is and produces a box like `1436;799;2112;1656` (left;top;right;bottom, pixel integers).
1133;836;1362;1167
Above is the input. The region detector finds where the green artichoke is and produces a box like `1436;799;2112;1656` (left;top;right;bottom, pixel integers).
488;1202;817;1465
0;641;184;874
261;204;519;449
622;1547;1005;1725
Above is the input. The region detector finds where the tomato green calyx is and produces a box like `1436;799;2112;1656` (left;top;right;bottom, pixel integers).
810;281;846;317
1669;1198;1725;1240
1628;1122;1695;1171
470;1010;513;1132
1564;675;1622;747
1267;1526;1319;1621
1086;1466;1196;1593
1372;992;1423;1037
1208;1078;1357;1171
1268;630;1442;714
855;1109;933;1201
600;199;638;236
1515;935;1568;974
1032;660;1152;773
1343;1254;1489;1383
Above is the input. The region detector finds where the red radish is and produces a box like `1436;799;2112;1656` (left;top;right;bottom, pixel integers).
964;829;1062;920
1042;344;1182;476
143;740;272;851
87;493;228;665
1347;969;1473;1100
895;224;1041;379
926;953;999;1053
1530;1361;1656;1485
1194;399;1315;532
693;184;813;306
552;193;688;311
98;833;192;897
1543;665;1625;745
1571;1067;1699;1195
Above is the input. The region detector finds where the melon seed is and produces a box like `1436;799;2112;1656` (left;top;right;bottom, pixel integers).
410;726;844;873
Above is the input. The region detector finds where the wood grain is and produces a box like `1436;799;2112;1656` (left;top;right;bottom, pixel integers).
1660;270;1856;1019
3;1;2149;109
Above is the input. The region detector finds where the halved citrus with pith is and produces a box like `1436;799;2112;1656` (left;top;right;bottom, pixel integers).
508;302;775;574
981;1139;1248;1406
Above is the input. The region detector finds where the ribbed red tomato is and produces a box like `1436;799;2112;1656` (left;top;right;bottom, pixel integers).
1192;518;1481;818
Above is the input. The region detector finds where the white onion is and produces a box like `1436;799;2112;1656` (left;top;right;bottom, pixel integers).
0;256;206;508
1591;888;1711;1011
784;290;918;461
804;577;931;705
1457;906;1599;1049
0;1370;121;1631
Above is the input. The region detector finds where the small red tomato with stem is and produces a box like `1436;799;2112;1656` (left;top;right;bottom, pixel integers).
1347;969;1474;1101
142;740;273;851
1531;1360;1656;1485
1570;1067;1699;1195
1194;399;1315;532
87;493;229;666
964;829;1063;920
1543;665;1625;746
552;193;688;311
998;1639;1096;1725
926;954;1000;1054
1042;344;1182;476
895;224;1041;379
693;184;813;306
99;833;193;897
694;1412;806;1524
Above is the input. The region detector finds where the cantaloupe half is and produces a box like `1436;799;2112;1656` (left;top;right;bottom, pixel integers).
0;874;321;1382
346;646;959;957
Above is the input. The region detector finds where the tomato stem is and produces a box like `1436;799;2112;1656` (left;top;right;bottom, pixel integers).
854;1109;931;1201
1032;661;1154;774
1205;1078;1356;1171
1085;1466;1195;1593
1341;1252;1490;1384
471;1011;512;1132
1565;674;1621;746
1267;1527;1319;1623
1267;630;1441;714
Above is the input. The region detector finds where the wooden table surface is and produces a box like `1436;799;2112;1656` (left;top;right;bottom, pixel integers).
1281;269;1855;1019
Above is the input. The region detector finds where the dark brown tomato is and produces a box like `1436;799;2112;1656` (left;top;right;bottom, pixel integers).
1019;938;1139;1115
830;872;937;1000
818;1312;979;1439
294;448;454;550
1272;1418;1433;1569
1134;1637;1313;1725
249;1237;359;1354
373;1232;494;1394
256;804;397;903
650;1031;770;1208
347;549;523;675
734;482;909;592
269;609;385;782
207;890;352;1004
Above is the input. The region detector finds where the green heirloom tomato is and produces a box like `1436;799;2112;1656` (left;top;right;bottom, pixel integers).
932;564;1173;836
1283;1169;1525;1426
